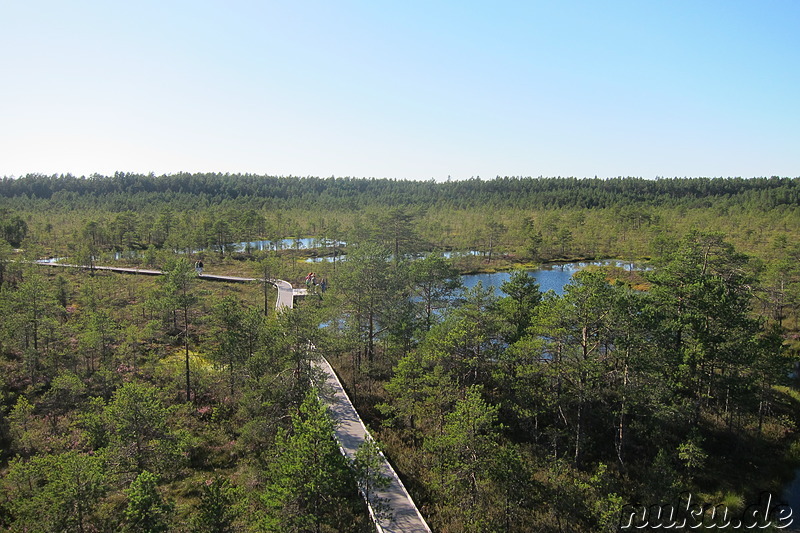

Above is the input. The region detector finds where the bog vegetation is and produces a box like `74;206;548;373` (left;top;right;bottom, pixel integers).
1;173;799;532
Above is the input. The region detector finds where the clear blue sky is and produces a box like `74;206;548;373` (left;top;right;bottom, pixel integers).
1;1;798;180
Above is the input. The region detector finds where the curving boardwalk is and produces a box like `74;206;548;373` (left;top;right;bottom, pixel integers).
35;260;431;532
272;277;296;310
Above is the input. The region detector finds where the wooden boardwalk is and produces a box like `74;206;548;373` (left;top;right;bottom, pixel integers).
314;356;432;533
36;260;431;532
36;262;297;308
272;278;296;310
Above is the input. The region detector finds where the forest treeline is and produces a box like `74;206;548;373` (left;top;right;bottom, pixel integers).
2;173;800;210
3;174;800;271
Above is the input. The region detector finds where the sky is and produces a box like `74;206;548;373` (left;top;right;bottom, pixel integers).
1;1;798;181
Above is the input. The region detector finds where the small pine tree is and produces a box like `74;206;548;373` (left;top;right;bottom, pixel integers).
261;391;355;532
191;476;240;533
123;470;173;533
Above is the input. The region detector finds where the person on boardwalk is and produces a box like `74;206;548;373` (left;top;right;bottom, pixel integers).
195;259;204;275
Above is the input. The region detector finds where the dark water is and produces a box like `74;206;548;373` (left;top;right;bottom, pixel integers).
782;463;800;529
783;472;800;516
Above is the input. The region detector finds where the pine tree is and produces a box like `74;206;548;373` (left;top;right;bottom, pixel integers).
123;470;174;533
191;476;241;533
261;391;355;532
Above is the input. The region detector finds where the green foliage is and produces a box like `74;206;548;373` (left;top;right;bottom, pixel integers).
380;351;460;444
2;451;107;532
9;267;57;369
261;391;357;532
159;257;198;401
190;476;241;533
211;295;264;396
123;470;174;533
78;395;109;450
677;430;708;474
0;239;14;289
352;437;392;521
5;172;798;215
425;386;502;532
104;381;185;476
498;268;541;342
5;174;800;273
408;252;462;332
378;231;797;530
8;396;40;456
1;212;28;247
334;242;401;365
646;231;766;430
43;370;87;414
